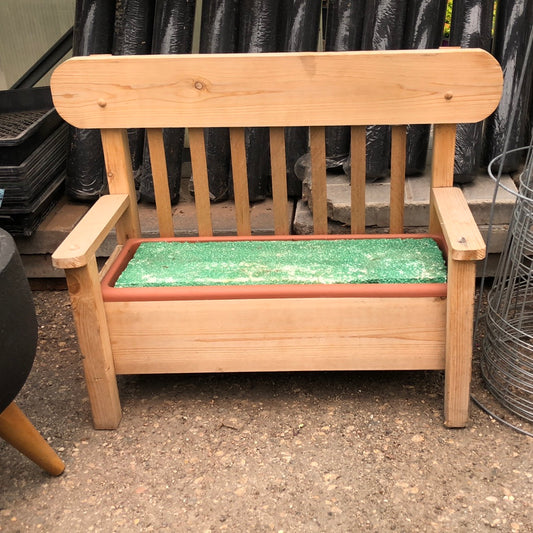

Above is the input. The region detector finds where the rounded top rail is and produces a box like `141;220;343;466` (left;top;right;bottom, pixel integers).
51;49;502;129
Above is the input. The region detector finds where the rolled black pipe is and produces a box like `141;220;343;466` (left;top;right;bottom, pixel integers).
324;0;365;170
237;0;280;202
403;0;447;176
358;0;408;180
277;0;321;197
67;0;115;201
483;0;533;174
196;0;239;203
140;0;196;204
450;0;495;183
113;0;155;186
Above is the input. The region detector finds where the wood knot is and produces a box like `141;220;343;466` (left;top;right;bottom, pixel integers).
97;98;107;108
444;92;453;101
194;81;204;90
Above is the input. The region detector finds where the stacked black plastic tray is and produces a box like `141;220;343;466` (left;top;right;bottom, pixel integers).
0;86;67;236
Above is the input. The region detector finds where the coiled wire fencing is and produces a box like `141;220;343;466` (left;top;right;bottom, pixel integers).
481;141;533;423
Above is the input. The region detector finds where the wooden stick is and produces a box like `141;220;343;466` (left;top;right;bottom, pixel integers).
229;127;252;236
350;126;366;234
269;127;290;235
146;128;174;238
390;125;407;234
189;127;213;237
310;126;328;235
0;402;64;476
100;129;141;242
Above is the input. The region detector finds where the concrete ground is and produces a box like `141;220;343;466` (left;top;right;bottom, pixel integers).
0;289;532;532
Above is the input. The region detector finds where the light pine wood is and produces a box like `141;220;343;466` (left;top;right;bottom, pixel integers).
66;257;122;429
444;259;477;427
269;127;290;235
105;297;446;374
50;50;504;430
52;194;129;269
390;125;407;234
350;126;366;234
146;128;174;238
188;127;213;236
100;129;141;242
99;245;124;282
229;127;252;236
0;402;65;476
310;126;328;234
51;50;502;128
432;187;486;261
429;123;456;234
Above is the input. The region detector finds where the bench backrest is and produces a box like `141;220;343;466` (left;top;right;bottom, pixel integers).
51;50;502;240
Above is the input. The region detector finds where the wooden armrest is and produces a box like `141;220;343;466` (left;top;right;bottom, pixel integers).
52;194;130;269
431;187;486;261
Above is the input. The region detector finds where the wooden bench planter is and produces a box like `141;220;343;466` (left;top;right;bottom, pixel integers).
50;50;502;429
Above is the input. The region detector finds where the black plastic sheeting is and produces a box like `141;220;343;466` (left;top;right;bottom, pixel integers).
324;0;365;170
140;0;196;204
483;0;533;174
237;0;280;202
449;0;494;183
113;0;155;186
194;0;239;203
403;0;447;176
66;0;115;201
349;0;408;181
278;0;321;197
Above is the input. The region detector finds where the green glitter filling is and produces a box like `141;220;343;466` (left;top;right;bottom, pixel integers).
115;238;447;288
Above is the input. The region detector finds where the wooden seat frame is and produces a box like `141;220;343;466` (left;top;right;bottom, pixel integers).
51;49;502;429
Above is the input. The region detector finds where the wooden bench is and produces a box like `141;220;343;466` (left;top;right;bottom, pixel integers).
50;49;502;429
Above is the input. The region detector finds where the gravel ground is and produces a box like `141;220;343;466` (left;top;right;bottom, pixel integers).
1;290;532;532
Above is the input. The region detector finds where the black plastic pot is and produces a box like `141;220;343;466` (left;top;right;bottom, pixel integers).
0;228;37;413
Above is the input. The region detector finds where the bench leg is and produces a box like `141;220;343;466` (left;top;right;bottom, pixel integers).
0;402;65;476
444;259;476;428
66;257;122;429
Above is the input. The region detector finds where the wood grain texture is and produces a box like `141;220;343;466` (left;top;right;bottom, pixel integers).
229;127;252;236
269;127;290;235
390;125;407;234
310;126;328;234
105;297;447;374
0;402;65;476
146;128;174;238
51;50;503;128
52;194;129;269
100;129;141;241
444;259;476;427
66;258;122;429
350;126;366;234
432;187;486;261
189;127;213;237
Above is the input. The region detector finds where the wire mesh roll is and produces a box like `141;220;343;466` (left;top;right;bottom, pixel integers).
482;142;533;422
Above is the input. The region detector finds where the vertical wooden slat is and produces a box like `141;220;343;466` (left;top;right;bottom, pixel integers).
390;125;407;234
146;128;174;238
310;126;328;235
189;127;213;237
100;129;141;242
269;127;290;235
229;127;252;236
350;126;366;234
429;123;456;234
